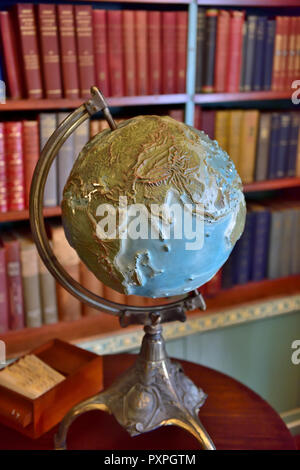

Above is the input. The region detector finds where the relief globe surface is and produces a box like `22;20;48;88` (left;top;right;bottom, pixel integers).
62;115;246;298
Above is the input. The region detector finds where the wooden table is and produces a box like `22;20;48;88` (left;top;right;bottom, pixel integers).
0;354;296;450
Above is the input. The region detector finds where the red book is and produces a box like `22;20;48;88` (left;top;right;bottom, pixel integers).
38;4;62;99
135;11;148;96
0;11;23;99
93;10;110;97
226;11;244;93
214;10;230;93
272;17;285;91
75;5;95;99
0;123;7;213
176;11;188;93
107;10;124;97
0;240;9;333
23;121;39;209
15;3;43;99
194;105;202;130
286;17;297;90
2;232;25;331
168;109;184;122
123;10;136;96
4;122;25;211
57;4;80;99
162;12;176;94
201;110;215;140
148;11;161;95
205;269;222;297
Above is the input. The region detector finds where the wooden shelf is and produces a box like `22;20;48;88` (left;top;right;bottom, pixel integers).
244;177;300;193
1;274;299;359
194;91;292;104
0;207;61;223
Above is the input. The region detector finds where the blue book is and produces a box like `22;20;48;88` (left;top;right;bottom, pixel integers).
248;205;271;281
221;256;234;290
286;113;299;177
253;16;267;91
232;211;255;285
267;113;280;180
276;113;291;178
263;20;276;91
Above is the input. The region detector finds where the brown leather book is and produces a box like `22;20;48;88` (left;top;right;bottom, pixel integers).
214;111;230;153
0;123;7;213
0;239;9;333
23;121;39;209
228;110;243;173
37;4;62;99
4;122;25;211
148;11;161;95
57;4;80;99
107;10;124;97
15;4;43;99
162;11;176;94
135;11;148;96
74;5;95;99
80;261;105;317
0;11;23;98
123;10;136;96
214;10;230;93
176;11;188;93
93;10;110;97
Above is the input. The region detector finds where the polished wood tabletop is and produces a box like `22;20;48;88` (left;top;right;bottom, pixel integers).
0;354;296;450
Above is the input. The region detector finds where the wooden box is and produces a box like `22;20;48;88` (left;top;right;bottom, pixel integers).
0;339;103;438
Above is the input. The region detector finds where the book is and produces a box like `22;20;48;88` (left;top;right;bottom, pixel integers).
278;16;289;90
23;120;39;208
202;9;218;93
238;110;259;183
267;113;281;180
0;123;7;213
228;110;243;172
286;112;299;177
205;269;222;297
135;11;148;96
80;262;104;317
0;240;9;333
248;204;270;281
148;11;161;95
193;105;201;130
38;254;58;325
107;10;124;97
90;119;101;138
232;211;255;285
122;10;136;97
57;112;75;203
255;113;272;182
279;208;294;278
226;11;244;93
93;9;109;98
39;113;57;207
4;122;25;211
15;3;43;99
1;231;24;330
239;20;248;91
38;4;62;99
17;231;43;328
75;5;95;99
253;16;267;91
201;110;215;140
74;120;89;162
57;4;79;99
286;17;297;90
214;10;230;93
276;113;291;178
0;11;23;98
263;20;276;90
296;17;300;82
267;208;284;279
291;207;300;275
243;16;257;92
176;11;188;93
162;12;176;94
169;109;184;122
214;111;230;153
272;17;287;91
195;9;206;93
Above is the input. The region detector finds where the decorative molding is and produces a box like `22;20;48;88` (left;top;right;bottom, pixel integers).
78;294;300;355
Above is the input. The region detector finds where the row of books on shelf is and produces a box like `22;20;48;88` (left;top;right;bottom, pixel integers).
196;9;300;93
194;108;300;183
0;110;183;213
0;4;187;100
204;199;300;295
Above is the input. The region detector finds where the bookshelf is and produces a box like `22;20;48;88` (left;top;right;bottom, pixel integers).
0;0;300;357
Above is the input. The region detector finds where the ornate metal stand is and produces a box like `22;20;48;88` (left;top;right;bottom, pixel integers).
55;313;215;450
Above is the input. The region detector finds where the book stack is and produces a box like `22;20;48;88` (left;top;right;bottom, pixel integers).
194;108;300;183
0;4;188;100
196;9;300;93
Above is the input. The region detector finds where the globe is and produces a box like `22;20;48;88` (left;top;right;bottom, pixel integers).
61;115;246;298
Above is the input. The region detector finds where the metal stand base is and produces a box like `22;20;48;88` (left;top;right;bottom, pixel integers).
54;321;215;450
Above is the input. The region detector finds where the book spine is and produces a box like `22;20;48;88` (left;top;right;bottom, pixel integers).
286;112;299;177
243;16;257;92
239;20;248;91
279;16;289;91
214;111;230;153
297;128;300;177
195;9;206;93
4;238;25;330
20;240;43;328
226;11;244;93
279;209;294;278
239;110;259;183
57;4;79;99
38;4;62;99
93;10;110;98
202;9;218;93
38;255;58;324
15;3;43;99
162;11;176;94
74;119;89;162
57;112;75;203
4;122;25;211
268;211;284;279
228;110;243;172
255;113;271;182
250;210;271;281
0;12;23;99
214;10;230;93
263;20;276;91
296;17;300;83
267;113;281;180
0;243;9;333
107;10;124;97
193;105;201;129
233;212;255;285
276;113;291;178
135;11;148;96
148;11;161;95
23;120;39;209
168;109;185;122
75;5;95;99
0;123;7;213
201;110;215;140
291;209;300;275
221;256;234;289
176;11;188;93
286;16;297;90
272;17;284;91
253;16;266;91
39;113;57;207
